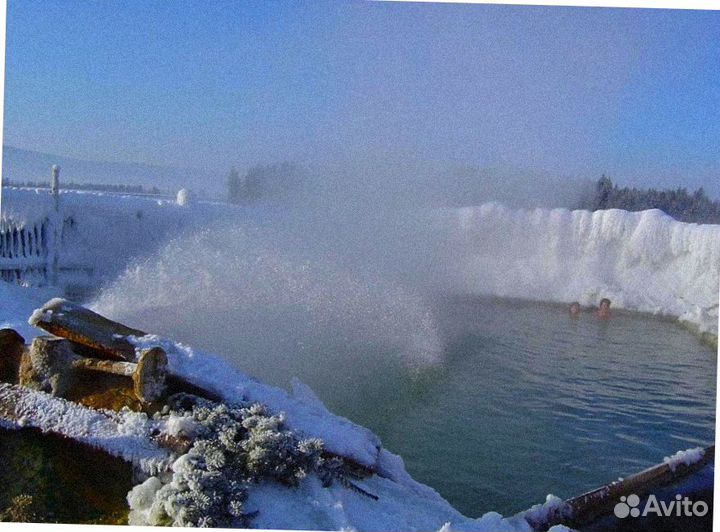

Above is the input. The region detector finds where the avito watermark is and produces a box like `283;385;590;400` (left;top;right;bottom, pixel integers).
614;493;708;519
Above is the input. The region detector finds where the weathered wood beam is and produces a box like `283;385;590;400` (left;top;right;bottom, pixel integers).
0;382;172;473
29;299;144;362
527;445;715;531
19;336;167;404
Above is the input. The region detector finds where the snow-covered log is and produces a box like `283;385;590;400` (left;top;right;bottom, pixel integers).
26;298;382;469
0;382;172;475
29;298;144;362
525;445;715;531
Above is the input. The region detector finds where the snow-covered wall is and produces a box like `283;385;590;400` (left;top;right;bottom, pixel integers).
436;203;720;333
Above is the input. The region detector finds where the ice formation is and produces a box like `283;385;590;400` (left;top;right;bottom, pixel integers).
435;203;720;334
663;447;706;472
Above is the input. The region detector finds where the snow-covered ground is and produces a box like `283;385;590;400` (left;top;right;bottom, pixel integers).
1;187;240;285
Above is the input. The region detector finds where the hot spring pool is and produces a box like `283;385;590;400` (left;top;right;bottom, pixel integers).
234;296;716;517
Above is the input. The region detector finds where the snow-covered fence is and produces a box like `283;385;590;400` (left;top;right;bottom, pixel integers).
2;171;225;294
0;216;53;283
0;165;62;285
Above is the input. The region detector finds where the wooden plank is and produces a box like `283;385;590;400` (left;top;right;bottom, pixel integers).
29;300;223;403
29;299;144;362
528;445;715;531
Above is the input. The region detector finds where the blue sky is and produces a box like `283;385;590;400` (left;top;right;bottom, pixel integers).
3;1;719;194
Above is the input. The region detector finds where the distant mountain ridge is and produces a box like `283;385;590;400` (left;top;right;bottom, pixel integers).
1;146;221;196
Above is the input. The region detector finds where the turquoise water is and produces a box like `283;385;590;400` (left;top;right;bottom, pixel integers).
255;296;716;517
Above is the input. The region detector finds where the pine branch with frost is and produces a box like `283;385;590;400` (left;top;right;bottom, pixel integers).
129;394;375;528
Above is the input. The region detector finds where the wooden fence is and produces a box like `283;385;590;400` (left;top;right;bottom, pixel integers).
0;216;53;283
1;165;63;286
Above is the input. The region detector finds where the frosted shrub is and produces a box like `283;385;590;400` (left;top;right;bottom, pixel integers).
129;396;327;527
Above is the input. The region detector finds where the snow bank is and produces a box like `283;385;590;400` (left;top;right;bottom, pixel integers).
230;439;570;531
436;204;720;334
128;334;383;470
245;469;530;532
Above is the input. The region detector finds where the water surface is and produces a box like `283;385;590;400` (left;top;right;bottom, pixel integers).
243;296;716;517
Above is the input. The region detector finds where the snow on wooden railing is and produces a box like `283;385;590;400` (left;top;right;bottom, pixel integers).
0;216;53;283
0;165;61;285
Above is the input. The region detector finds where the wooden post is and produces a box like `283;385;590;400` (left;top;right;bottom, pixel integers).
51;165;60;207
526;445;715;531
50;165;60;284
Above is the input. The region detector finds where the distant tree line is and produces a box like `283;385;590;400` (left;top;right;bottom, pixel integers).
3;179;163;195
227;162;303;204
579;176;720;224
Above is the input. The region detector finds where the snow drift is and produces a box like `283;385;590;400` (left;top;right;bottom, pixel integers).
435;203;719;334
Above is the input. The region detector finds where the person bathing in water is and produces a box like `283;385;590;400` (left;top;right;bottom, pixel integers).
597;298;612;319
569;302;581;318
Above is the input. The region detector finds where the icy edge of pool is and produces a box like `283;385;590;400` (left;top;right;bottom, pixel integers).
438;204;720;336
244;451;533;532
